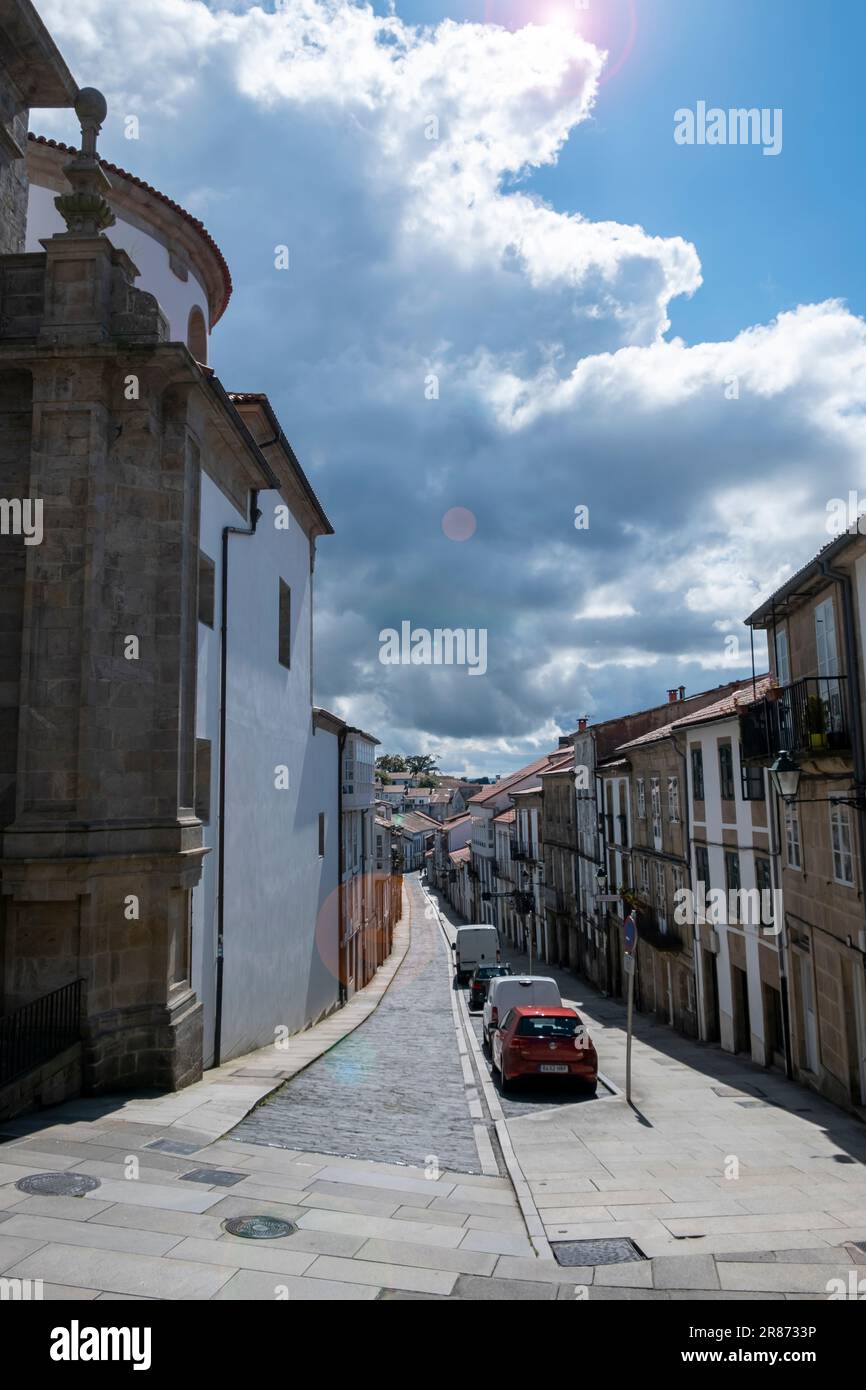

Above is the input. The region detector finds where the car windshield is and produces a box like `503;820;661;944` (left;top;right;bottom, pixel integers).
516;1015;579;1038
474;968;498;980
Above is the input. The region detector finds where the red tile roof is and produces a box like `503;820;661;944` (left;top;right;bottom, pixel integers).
616;676;773;749
28;134;232;324
467;750;569;806
450;846;471;863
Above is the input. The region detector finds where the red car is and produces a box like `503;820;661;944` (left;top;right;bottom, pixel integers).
492;1006;597;1094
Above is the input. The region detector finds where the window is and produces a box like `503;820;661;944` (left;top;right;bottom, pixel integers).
195;738;211;823
636;778;646;819
667;776;680;823
639;857;650;897
719;744;735;801
278;579;292;669
198;550;215;628
672;864;685;899
785;803;801;870
187;305;207;364
650;777;661;840
831;804;855;885
319;812;326;857
654;862;667;930
740;747;765;801
724;851;741;893
755;856;772;892
691;746;705;802
695;843;710;891
755;856;773;927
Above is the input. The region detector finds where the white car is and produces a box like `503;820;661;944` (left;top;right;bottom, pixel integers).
451;925;500;985
482;975;562;1049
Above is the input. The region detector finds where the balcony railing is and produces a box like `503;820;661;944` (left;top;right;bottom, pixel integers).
509;835;528;860
0;979;84;1087
740;676;851;762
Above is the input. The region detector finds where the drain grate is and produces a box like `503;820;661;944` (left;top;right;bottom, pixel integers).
552;1237;645;1267
179;1167;246;1187
222;1215;297;1240
736;1100;770;1108
146;1139;202;1157
15;1172;101;1197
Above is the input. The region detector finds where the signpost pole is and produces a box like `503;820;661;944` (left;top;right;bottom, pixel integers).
625;951;635;1104
623;910;637;1105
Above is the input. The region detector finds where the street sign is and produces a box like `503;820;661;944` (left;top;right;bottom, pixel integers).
595;894;621;904
623;913;637;954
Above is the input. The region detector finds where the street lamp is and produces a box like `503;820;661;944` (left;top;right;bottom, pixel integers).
596;866;608;893
770;750;801;802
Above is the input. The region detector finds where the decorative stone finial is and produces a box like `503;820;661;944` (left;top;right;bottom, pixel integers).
54;86;116;236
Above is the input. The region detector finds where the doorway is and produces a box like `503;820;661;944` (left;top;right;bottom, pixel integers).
732;964;751;1055
703;948;720;1042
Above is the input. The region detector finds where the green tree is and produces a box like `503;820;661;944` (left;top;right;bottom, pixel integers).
405;754;439;778
376;754;407;773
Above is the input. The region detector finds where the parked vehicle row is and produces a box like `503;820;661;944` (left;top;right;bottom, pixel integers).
451;923;598;1095
451;924;500;985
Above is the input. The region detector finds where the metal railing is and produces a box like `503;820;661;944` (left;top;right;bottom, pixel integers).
0;979;84;1087
741;676;850;762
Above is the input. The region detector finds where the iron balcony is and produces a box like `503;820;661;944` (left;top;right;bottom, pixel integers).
740;676;851;762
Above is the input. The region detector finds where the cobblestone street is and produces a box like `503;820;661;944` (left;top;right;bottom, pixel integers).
232;875;485;1173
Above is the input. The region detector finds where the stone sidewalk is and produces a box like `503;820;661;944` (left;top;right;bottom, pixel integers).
1;881;864;1299
471;944;866;1295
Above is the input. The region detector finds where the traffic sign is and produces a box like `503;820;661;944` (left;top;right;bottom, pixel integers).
623;912;637;954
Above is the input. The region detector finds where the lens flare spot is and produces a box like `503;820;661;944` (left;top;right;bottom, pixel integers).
442;507;477;542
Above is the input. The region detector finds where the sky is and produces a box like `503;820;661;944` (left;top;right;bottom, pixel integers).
37;0;866;776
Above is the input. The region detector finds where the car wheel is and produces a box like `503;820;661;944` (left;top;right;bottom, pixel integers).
500;1065;511;1093
482;1028;490;1052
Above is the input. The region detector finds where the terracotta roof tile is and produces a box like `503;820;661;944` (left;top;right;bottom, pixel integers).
28;134;232;324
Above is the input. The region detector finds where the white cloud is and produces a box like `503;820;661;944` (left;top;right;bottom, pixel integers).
35;0;866;771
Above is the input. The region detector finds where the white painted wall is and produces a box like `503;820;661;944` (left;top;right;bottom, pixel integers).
193;477;339;1064
686;717;769;1060
26;182;210;347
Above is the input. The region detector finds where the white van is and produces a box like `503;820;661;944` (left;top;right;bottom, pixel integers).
452;925;500;985
482;975;562;1047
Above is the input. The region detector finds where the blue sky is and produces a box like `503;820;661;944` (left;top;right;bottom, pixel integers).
39;0;866;775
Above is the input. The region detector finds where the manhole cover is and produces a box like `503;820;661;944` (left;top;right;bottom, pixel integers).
736;1100;770;1108
552;1237;645;1267
180;1167;246;1187
222;1215;297;1239
15;1172;101;1197
711;1086;746;1098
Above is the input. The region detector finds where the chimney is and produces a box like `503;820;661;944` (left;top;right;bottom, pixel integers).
558;735;573;749
667;688;677;704
678;685;686;701
578;717;588;732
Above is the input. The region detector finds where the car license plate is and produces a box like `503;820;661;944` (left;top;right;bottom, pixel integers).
539;1063;568;1074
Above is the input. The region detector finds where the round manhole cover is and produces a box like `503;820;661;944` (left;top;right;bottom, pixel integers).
222;1215;297;1240
15;1172;101;1197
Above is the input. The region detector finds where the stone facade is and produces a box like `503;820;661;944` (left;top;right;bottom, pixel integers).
746;537;866;1112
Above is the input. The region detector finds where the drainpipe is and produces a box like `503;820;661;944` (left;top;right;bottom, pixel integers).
337;727;347;1006
213;489;261;1069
